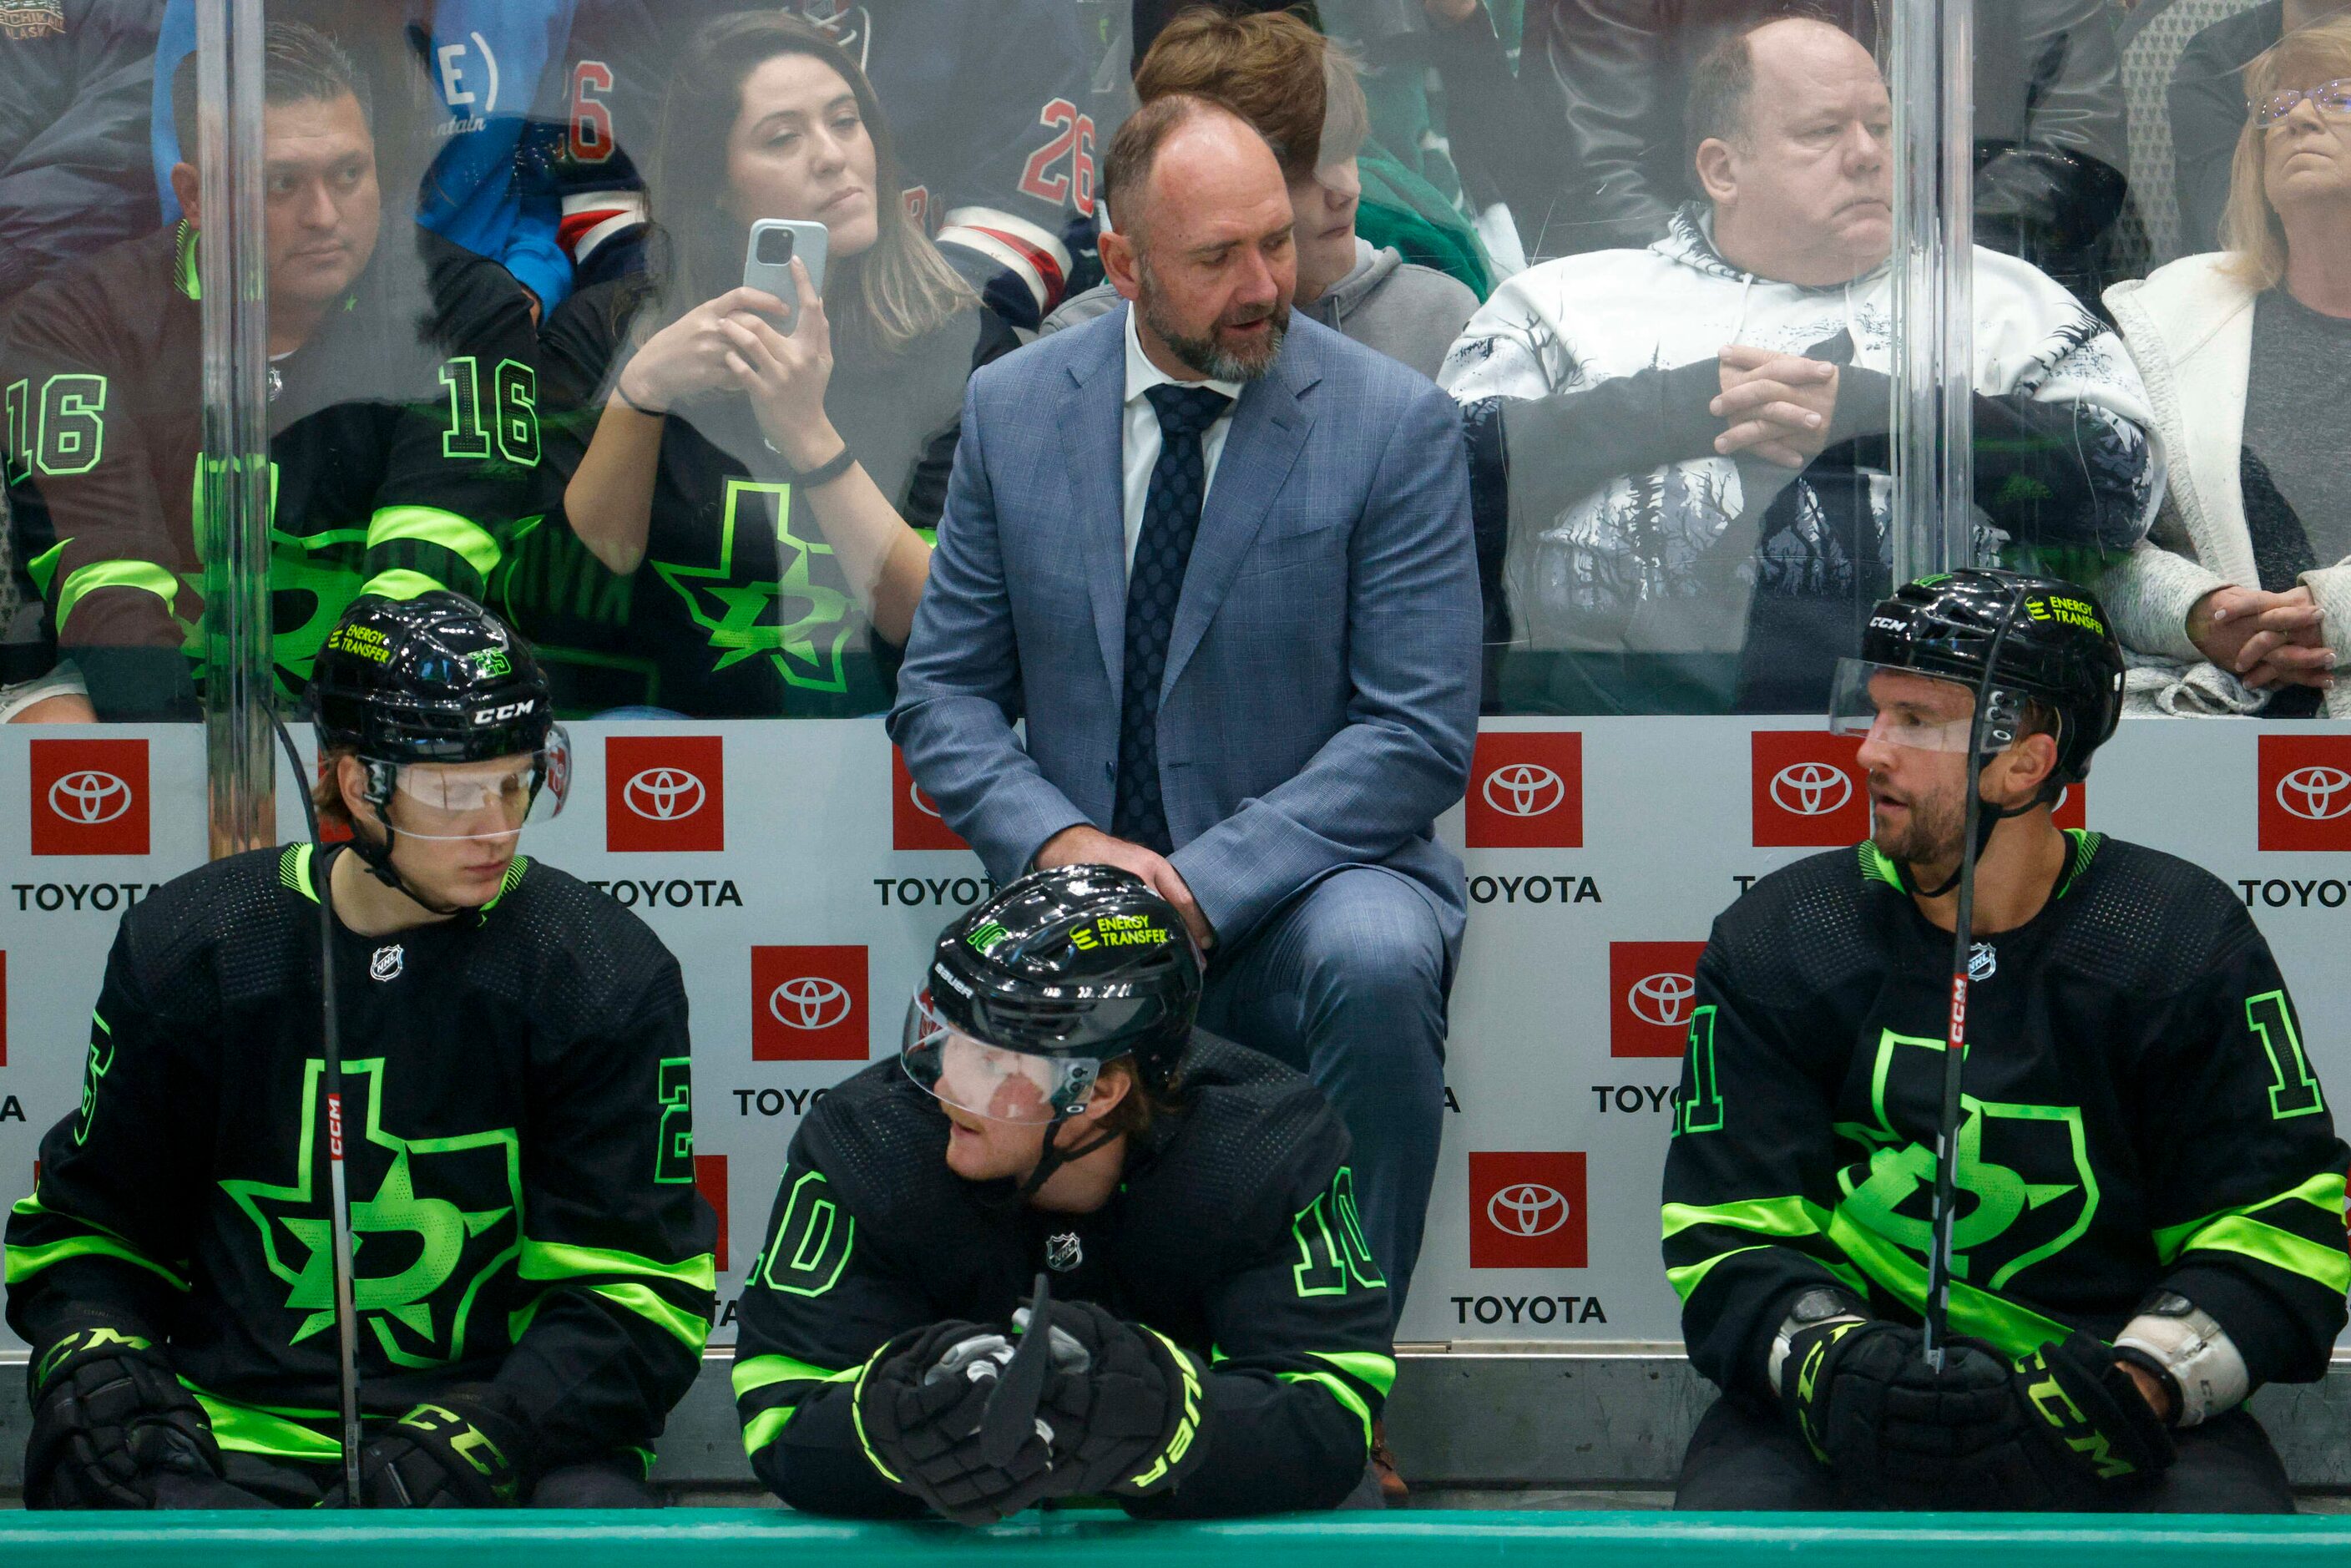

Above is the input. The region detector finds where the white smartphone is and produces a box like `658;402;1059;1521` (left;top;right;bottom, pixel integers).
742;220;830;334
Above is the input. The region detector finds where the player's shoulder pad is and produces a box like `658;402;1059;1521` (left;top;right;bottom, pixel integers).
121;843;308;1014
465;857;686;1034
787;1058;978;1231
2040;833;2263;994
1702;845;1900;1013
1125;1030;1352;1243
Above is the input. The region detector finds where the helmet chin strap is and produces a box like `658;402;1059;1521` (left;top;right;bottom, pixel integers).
983;1105;1123;1211
347;797;480;920
1897;777;2064;901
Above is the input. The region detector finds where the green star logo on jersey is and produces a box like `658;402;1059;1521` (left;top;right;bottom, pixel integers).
649;477;853;693
1832;1029;2100;1294
221;1058;522;1368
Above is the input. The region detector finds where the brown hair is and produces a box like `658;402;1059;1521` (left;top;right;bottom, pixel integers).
652;12;971;356
2220;17;2351;286
1132;7;1369;182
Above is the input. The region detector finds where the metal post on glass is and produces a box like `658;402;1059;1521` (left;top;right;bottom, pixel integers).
195;0;276;858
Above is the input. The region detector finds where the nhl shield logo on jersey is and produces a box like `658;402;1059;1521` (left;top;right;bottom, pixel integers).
1833;1029;2094;1297
1968;942;1997;983
1045;1232;1083;1272
370;943;406;982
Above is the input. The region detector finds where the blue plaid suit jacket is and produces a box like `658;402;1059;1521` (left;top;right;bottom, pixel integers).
888;304;1480;948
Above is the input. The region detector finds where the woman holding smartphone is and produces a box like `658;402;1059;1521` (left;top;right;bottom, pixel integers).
541;12;1015;718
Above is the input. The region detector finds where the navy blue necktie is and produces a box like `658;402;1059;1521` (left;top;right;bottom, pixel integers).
1112;383;1232;853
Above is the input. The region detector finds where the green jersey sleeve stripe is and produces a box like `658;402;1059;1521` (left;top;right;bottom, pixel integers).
1662;1196;1832;1243
742;1404;797;1455
360;567;453;602
367;505;503;579
519;1237;716;1292
582;1281;710;1353
1278;1370;1373;1449
56;559;179;631
1309;1349;1398;1397
3;1232;191;1292
2165;1214;2351;1295
2153;1174;2350;1262
187;1386;344;1461
732;1354;854;1399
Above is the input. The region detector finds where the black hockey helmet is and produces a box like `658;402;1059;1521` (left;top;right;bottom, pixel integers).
903;865;1202;1125
1831;568;2125;788
308;594;570;898
311;591;557;766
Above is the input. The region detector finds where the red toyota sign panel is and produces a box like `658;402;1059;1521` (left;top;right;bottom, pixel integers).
1468;1151;1588;1269
606;736;726;853
1609;941;1708;1059
892;746;969;852
750;944;868;1061
30;738;149;857
2259;735;2351;852
695;1154;730;1273
1751;731;1868;847
1464;731;1584;849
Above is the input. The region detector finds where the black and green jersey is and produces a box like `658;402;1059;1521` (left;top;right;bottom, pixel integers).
3;844;715;1474
527;276;1014;718
1;221;542;720
732;1033;1395;1518
1663;831;2351;1402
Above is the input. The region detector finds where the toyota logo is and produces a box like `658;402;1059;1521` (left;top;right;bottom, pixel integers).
48;770;132;825
624;767;706;822
1770;761;1853;817
1482;762;1566;818
1627;972;1697;1029
2278;766;2351;822
1486;1183;1569;1237
769;977;852;1031
908;777;943;818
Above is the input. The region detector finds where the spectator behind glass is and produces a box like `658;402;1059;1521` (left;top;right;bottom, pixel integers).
1;21;540;725
537;12;1015;720
2100;18;2351;717
0;0;161;305
2169;0;2351;260
1040;6;1479;381
1441;15;2159;716
1517;0;2128;306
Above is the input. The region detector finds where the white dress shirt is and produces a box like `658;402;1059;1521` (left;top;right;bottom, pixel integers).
1120;306;1243;574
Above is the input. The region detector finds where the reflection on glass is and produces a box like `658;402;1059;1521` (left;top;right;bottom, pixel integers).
1443;14;2156;716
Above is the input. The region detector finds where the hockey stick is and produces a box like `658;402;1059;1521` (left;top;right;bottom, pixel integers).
980;1272;1055;1469
1920;588;2030;1372
270;716;367;1502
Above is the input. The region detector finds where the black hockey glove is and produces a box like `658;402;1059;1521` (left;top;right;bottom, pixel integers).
24;1324;223;1509
2006;1332;2175;1495
1030;1298;1209;1499
1777;1314;1919;1481
853;1320;1059;1525
327;1400;527;1508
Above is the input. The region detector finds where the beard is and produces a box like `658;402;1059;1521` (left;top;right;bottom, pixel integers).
1871;780;1966;870
1137;262;1287;382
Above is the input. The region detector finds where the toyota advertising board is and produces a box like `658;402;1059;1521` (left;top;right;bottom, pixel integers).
4;715;2350;1354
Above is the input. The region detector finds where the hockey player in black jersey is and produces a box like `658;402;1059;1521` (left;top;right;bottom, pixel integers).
732;867;1395;1522
5;594;715;1509
1663;569;2350;1513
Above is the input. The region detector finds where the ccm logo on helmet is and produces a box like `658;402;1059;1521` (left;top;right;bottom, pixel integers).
1868;615;1907;633
471;701;538;726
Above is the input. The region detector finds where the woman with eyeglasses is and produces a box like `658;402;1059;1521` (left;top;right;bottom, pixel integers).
2097;19;2351;717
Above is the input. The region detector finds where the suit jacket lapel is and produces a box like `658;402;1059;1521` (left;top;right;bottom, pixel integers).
1160;346;1317;696
1057;315;1132;689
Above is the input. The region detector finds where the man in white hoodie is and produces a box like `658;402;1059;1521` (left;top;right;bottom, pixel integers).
1440;15;2159;715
